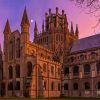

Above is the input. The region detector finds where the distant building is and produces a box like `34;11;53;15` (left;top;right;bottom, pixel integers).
2;7;100;98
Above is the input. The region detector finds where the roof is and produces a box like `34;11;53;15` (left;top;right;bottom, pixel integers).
71;34;100;53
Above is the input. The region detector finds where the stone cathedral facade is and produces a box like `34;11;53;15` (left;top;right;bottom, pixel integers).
2;7;100;98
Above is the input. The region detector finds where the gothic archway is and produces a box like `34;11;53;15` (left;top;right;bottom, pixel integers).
9;66;13;79
84;64;91;74
27;62;32;77
15;64;20;78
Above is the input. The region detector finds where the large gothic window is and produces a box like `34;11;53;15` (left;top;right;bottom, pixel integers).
9;66;13;79
27;62;32;77
15;64;20;78
9;41;13;60
15;81;20;90
44;81;47;90
73;83;78;90
64;83;68;90
64;67;69;75
73;66;79;75
84;64;91;74
16;38;20;58
51;82;54;91
96;62;100;74
8;82;13;91
58;83;60;91
84;82;90;90
97;82;100;90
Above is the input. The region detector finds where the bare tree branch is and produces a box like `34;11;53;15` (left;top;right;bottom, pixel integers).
70;0;100;29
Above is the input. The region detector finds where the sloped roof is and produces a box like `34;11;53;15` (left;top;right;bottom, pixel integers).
71;34;100;53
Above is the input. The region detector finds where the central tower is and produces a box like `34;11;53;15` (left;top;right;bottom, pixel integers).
33;7;79;62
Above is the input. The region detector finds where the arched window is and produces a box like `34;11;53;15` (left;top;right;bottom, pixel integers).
15;64;20;78
16;38;20;58
70;56;74;62
8;82;13;90
80;54;84;60
27;62;32;77
97;82;100;90
43;63;47;72
91;52;96;59
64;83;68;90
84;64;91;74
51;66;54;75
58;68;60;76
9;41;13;60
15;81;20;90
96;62;100;74
58;83;60;91
73;83;78;90
73;66;79;74
51;82;54;91
9;66;13;79
64;67;69;75
44;81;46;90
84;82;90;90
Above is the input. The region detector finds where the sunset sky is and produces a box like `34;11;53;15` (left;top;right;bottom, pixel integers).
0;0;100;48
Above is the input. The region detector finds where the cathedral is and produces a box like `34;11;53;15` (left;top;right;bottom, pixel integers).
1;7;100;98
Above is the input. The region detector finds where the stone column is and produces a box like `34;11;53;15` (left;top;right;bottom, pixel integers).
91;62;96;97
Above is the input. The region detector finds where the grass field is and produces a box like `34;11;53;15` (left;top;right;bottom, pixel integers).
0;97;100;100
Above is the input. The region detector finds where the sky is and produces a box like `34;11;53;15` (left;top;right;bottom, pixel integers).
0;0;100;48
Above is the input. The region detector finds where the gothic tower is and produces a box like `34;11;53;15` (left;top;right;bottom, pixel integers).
33;7;79;62
3;19;11;61
21;7;30;43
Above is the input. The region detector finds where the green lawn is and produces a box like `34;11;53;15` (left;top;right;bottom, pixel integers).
0;97;100;100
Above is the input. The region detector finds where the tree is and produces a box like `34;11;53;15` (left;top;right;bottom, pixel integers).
70;0;100;28
70;0;100;13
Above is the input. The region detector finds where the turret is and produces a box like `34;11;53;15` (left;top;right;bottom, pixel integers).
3;19;11;61
75;24;79;38
34;21;38;43
21;7;30;33
21;7;30;42
48;8;52;30
49;8;52;16
42;20;44;33
62;10;65;31
71;22;74;34
45;12;49;31
3;19;11;38
56;7;59;15
64;15;68;26
56;7;59;28
64;15;68;32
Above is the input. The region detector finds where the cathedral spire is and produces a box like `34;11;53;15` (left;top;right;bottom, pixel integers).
21;7;30;42
34;21;38;43
75;24;79;37
34;21;38;32
21;7;30;26
42;20;44;33
71;22;74;34
3;19;11;34
64;15;68;25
